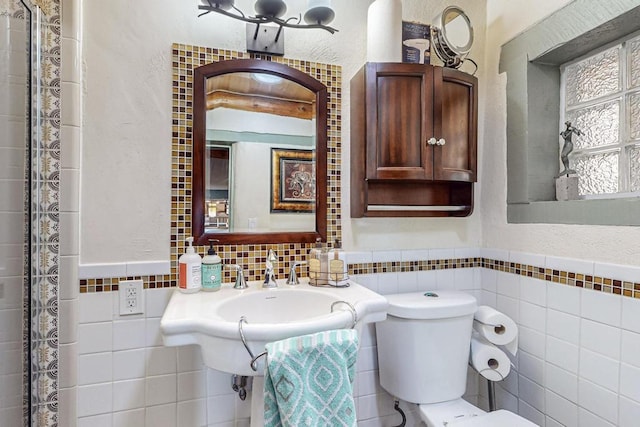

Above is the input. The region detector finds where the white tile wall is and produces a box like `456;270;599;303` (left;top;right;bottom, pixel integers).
74;249;640;426
480;250;640;427
0;16;28;427
79;287;374;426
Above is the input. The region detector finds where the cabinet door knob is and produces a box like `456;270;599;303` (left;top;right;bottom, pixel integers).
427;137;437;146
436;138;446;146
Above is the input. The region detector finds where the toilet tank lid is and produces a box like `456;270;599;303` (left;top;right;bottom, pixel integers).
385;291;477;319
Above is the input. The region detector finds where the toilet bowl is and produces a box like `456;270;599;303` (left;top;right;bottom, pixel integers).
376;291;536;427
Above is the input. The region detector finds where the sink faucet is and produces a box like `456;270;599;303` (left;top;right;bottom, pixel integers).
286;260;307;285
263;249;278;288
226;264;248;289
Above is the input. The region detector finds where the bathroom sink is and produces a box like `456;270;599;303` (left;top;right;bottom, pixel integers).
160;279;388;376
216;289;341;323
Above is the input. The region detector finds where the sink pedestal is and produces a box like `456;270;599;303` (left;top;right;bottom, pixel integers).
249;376;265;427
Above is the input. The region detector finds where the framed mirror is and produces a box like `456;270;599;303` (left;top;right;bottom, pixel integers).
432;6;474;68
192;59;328;245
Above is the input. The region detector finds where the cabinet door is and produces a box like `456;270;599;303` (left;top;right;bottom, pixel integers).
365;63;434;180
433;67;477;182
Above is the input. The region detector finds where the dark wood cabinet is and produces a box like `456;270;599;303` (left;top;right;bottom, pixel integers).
351;62;477;217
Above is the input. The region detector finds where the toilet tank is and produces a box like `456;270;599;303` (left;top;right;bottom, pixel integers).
376;290;477;404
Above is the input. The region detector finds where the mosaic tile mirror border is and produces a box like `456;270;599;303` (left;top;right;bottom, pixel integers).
80;45;344;292
169;44;343;285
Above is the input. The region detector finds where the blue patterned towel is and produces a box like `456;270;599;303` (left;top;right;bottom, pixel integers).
263;329;359;427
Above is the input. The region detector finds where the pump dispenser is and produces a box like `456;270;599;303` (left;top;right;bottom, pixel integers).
202;239;222;292
308;238;328;285
329;239;348;286
178;237;202;293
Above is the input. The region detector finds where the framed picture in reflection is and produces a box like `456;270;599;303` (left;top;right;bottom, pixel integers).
271;148;315;213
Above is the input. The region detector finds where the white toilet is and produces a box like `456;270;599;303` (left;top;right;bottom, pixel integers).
376;290;537;426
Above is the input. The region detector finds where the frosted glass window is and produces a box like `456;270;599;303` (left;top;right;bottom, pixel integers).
630;36;640;89
630;92;640;140
630;146;640;192
574;152;619;195
566;101;619;149
565;47;620;106
562;35;640;197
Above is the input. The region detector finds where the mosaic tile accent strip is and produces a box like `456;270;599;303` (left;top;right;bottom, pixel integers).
0;0;60;424
16;0;61;425
348;257;640;299
481;258;640;297
348;258;482;275
80;252;640;302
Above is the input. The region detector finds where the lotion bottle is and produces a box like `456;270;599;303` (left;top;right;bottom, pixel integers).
308;238;323;285
202;239;222;292
329;239;348;286
178;237;202;293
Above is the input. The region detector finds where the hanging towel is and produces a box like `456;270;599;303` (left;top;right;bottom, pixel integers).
263;329;359;427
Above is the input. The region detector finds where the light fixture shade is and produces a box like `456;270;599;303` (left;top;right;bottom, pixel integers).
201;0;235;10
304;6;334;25
254;0;287;18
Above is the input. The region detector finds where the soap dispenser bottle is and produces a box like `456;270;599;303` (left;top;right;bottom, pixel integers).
329;239;348;286
178;237;202;293
202;239;222;292
308;238;328;286
308;238;323;285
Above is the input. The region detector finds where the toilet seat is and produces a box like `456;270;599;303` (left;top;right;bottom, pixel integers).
448;410;538;426
418;400;537;427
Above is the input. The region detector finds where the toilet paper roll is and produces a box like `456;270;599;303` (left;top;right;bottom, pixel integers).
473;305;518;355
366;0;402;62
470;333;511;381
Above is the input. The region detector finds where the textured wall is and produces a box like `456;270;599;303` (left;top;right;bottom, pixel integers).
80;0;487;264
482;0;640;265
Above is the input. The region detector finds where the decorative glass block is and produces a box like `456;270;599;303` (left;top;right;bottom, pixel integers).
630;146;640;192
630;92;640;140
565;47;620;106
629;36;640;88
566;100;619;149
574;152;619;195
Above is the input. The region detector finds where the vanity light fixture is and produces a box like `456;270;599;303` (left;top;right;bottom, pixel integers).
198;0;338;56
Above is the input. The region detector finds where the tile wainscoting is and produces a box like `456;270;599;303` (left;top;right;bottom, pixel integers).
75;248;640;426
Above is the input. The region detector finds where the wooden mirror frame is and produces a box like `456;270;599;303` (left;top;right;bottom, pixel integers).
192;59;328;245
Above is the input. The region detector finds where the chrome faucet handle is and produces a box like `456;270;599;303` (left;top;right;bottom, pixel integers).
286;260;307;285
263;249;278;288
226;264;248;289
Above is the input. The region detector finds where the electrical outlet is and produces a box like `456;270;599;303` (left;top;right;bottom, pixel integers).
119;279;144;315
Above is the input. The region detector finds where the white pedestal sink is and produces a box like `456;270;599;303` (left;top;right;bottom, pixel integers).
160;279;388;425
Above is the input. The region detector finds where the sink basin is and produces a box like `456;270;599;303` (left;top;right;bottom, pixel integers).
216;289;341;323
160;279;387;376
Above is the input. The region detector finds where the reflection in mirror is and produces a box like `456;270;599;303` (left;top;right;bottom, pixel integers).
432;6;474;69
205;145;231;233
205;72;316;233
193;59;328;245
444;11;472;50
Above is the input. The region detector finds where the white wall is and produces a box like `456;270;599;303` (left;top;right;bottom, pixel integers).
80;0;487;264
231;141;314;232
482;0;640;265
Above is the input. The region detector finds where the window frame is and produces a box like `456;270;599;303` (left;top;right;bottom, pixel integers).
500;0;640;225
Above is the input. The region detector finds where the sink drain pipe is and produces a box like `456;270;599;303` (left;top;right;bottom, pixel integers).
231;375;251;401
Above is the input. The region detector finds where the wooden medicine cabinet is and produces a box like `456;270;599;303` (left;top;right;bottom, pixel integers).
350;62;477;217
